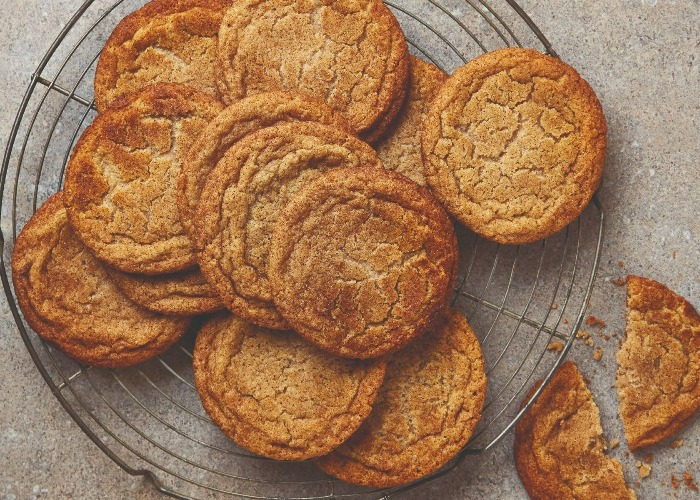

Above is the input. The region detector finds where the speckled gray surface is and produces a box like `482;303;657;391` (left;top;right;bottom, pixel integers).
1;1;698;499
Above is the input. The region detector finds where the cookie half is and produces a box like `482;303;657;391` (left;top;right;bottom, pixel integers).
617;275;700;450
177;91;353;239
11;193;190;368
196;122;381;330
423;48;606;244
106;266;223;316
64;83;223;275
193;313;386;460
375;55;447;185
315;310;486;487
216;0;409;142
515;361;636;500
268;167;458;358
94;0;229;113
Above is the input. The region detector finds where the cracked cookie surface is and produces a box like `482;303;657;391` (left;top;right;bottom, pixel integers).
423;48;606;244
196;122;381;330
515;361;636;500
107;266;223;315
216;0;409;142
617;275;700;450
64;83;223;275
94;0;229;113
11;193;190;367
268;167;457;358
315;310;486;487
375;56;447;185
193;313;386;460
177;91;353;239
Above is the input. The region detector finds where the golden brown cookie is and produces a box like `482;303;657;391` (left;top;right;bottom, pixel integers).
177;91;353;239
193;313;386;460
106;266;223;315
196;122;381;330
94;0;229;113
11;193;190;368
617;276;700;450
375;56;447;185
315;310;486;487
64;83;223;275
422;48;607;245
515;361;636;500
268;167;458;358
216;0;409;142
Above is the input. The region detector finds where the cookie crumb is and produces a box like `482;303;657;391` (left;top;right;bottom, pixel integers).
617;261;624;268
604;334;610;341
547;341;564;352
609;439;619;449
562;318;569;325
684;472;698;491
585;338;595;347
672;251;676;259
551;303;558;310
593;347;603;361
635;481;641;488
643;454;653;463
577;330;590;340
611;277;627;286
586;315;606;328
670;439;683;448
638;463;651;478
671;474;680;489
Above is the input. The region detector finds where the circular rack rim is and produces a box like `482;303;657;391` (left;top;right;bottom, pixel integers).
0;0;604;498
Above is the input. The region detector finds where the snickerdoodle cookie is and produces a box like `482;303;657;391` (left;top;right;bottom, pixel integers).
106;266;223;315
64;83;223;275
316;310;486;487
177;91;353;239
11;193;190;368
422;48;606;245
196;122;381;330
617;275;700;450
515;361;636;500
216;0;409;142
375;56;447;185
94;0;229;113
193;313;386;460
268;167;457;359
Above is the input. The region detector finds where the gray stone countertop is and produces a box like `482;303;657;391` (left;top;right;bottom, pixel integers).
0;1;697;499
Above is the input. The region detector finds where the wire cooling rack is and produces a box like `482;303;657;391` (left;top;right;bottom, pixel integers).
1;0;604;498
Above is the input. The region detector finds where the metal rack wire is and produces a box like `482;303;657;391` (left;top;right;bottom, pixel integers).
0;0;603;498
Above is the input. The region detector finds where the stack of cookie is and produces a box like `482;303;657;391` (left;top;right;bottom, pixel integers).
12;0;611;490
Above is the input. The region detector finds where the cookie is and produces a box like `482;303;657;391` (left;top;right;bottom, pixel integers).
106;266;223;316
94;0;229;113
268;167;458;358
617;276;700;450
196;122;381;330
514;361;636;500
375;56;447;185
64;83;224;275
193;313;386;460
216;0;409;142
422;48;607;244
11;193;190;368
177;91;353;239
315;310;486;487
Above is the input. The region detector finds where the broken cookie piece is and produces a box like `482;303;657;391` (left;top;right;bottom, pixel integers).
617;275;700;450
515;361;636;500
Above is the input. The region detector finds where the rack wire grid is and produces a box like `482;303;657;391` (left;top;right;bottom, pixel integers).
1;0;604;498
